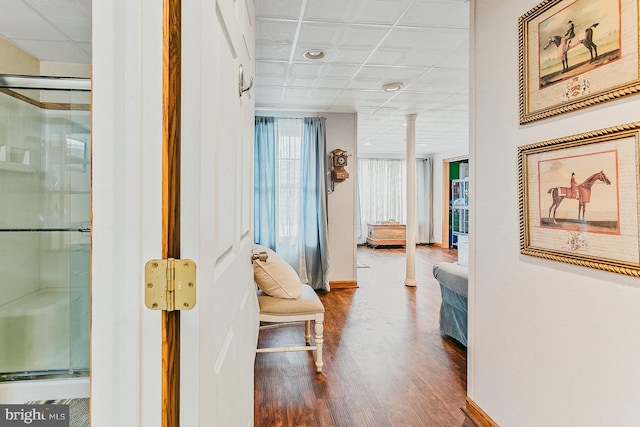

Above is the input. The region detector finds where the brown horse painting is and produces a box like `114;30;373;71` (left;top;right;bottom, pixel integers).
547;170;611;223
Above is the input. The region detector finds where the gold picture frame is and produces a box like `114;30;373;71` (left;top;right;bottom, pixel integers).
518;122;640;276
519;0;640;124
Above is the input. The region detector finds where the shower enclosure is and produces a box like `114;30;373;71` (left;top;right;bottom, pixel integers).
0;75;90;393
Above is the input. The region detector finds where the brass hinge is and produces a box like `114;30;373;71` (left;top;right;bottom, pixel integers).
145;259;196;311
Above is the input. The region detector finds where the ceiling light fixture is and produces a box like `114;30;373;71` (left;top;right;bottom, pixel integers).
303;49;326;60
382;82;403;92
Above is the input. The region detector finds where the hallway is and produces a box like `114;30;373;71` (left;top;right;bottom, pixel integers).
255;245;469;426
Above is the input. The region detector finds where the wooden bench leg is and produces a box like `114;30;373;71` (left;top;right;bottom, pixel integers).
314;319;324;373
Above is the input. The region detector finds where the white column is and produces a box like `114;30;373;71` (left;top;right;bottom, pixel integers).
405;113;418;287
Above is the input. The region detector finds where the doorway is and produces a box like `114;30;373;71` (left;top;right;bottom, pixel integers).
441;158;469;251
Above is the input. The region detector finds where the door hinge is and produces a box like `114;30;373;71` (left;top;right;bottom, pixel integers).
145;259;196;311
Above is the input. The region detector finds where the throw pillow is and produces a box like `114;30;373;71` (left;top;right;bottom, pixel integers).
253;244;302;299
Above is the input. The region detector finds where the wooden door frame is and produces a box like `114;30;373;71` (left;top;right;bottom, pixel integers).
162;0;181;425
442;161;450;248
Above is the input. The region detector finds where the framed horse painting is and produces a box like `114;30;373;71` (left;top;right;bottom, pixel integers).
518;122;640;276
518;0;640;124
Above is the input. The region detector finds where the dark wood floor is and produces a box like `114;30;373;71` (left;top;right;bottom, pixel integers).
254;245;469;427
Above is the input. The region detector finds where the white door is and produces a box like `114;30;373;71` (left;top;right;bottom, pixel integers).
180;1;258;425
91;1;257;426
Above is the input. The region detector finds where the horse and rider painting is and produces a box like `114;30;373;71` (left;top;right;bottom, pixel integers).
538;0;621;88
538;150;618;233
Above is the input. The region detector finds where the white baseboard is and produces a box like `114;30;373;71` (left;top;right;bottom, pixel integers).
0;377;89;404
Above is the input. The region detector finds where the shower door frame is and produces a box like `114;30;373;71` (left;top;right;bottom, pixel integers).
0;75;92;386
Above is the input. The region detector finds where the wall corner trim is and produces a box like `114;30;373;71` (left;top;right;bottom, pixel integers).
463;397;499;427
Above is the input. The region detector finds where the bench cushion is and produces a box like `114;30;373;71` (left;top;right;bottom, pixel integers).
258;284;324;315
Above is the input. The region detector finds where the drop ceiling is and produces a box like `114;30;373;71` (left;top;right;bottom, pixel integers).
0;0;469;156
0;0;91;64
255;0;470;156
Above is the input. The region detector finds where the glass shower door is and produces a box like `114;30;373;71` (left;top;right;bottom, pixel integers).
0;76;90;380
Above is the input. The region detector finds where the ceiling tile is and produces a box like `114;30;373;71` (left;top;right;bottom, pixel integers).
311;78;351;89
254;75;286;86
304;0;358;22
284;87;342;101
255;0;304;20
256;61;289;76
255;19;298;44
255;86;285;102
391;90;451;105
13;39;90;63
354;65;427;82
323;63;361;78
256;43;291;61
346;0;416;25
381;27;468;51
332;89;384;104
51;18;91;43
305;0;418;24
0;16;67;41
435;49;469;69
399;0;470;29
368;47;449;67
285;76;325;88
441;93;469;110
78;42;91;55
345;79;386;90
414;67;469;87
288;62;359;79
3;0;37;17
24;0;90;20
332;47;370;64
297;22;345;45
334;25;391;49
298;22;390;50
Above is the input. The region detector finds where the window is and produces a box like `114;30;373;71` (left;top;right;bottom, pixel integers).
276;119;303;243
254;116;329;290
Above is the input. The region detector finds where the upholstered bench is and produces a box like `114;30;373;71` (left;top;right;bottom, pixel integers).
253;244;325;373
432;262;468;347
256;284;325;372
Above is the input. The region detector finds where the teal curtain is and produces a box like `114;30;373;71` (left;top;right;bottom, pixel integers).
254;116;330;291
301;117;329;290
254;116;276;249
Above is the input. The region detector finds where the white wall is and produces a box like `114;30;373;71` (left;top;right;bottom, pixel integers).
471;0;640;425
0;38;38;75
40;62;90;78
325;112;357;284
